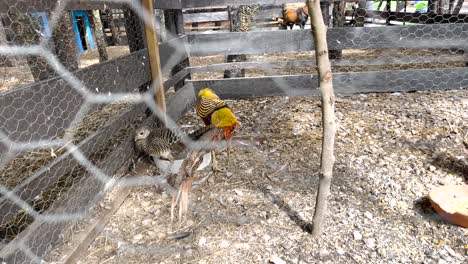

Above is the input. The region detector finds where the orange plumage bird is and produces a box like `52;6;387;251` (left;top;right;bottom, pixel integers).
282;4;309;29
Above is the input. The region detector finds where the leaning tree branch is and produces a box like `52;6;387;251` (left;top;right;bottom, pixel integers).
306;0;337;237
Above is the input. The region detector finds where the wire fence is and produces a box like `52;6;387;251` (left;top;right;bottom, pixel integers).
0;0;467;263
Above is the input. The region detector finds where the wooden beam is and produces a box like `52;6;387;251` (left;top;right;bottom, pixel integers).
0;83;196;263
0;0;182;13
142;0;167;123
189;67;468;99
0;50;149;148
166;83;196;122
183;11;229;23
188;24;468;56
182;0;318;8
0;133;137;264
187;55;466;72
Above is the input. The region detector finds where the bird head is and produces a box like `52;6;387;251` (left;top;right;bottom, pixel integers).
135;127;150;141
211;108;238;140
198;88;220;100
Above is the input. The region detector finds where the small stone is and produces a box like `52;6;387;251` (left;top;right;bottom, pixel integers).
391;92;401;96
443;246;458;258
132;234;143;242
219;240;230;248
377;248;387;257
142;219;152;226
141;201;150;207
269;256;286;264
319;249;330;258
353;231;363;240
337;248;345;255
364;238;376;249
234;189;244;196
429;165;437;172
199;237;207;246
389;198;397;207
235;243;251;250
437;259;447;264
226;172;233;177
364;211;373;220
263;234;271;241
245;168;254;174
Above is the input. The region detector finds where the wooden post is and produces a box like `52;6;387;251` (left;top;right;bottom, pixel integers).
306;0;337;237
142;0;167;123
173;8;191;91
330;1;345;59
88;10;109;62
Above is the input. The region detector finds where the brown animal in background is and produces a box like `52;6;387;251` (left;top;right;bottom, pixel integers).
282;5;309;29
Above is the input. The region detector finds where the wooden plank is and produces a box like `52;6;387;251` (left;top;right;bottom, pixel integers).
0;36;186;151
61;186;133;264
0;105;145;227
188;24;468;56
189;67;468;98
166;82;196;122
0;50;148;153
0;0;181;12
186;55;467;72
0;134;136;264
0;84;195;263
184;11;229;23
182;0;311;8
164;68;190;90
159;35;190;76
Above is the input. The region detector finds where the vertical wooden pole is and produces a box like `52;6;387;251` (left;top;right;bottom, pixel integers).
142;0;167;123
306;0;336;237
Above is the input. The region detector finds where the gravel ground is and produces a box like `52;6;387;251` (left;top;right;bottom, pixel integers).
76;89;467;264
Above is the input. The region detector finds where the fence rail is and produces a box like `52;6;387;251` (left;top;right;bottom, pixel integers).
190;67;468;98
188;23;468;56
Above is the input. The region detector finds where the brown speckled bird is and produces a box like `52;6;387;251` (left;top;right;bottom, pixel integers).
134;126;180;162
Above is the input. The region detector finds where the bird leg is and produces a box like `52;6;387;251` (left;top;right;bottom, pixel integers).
226;140;232;169
211;150;222;173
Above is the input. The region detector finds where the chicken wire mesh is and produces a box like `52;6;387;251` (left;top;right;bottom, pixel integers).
0;0;467;263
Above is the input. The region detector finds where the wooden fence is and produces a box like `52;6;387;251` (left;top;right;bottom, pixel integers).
0;0;467;262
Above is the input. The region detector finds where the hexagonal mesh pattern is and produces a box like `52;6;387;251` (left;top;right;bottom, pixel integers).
0;0;467;263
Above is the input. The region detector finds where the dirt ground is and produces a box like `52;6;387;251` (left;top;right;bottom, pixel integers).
61;89;468;264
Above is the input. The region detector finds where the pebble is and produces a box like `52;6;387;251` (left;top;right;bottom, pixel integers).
337;248;345;255
429;165;437;172
132;234;143;242
269;256;286;264
377;248;387;257
364;211;373;220
353;231;363;240
364;238;376;249
319;249;330;258
219;240;230;248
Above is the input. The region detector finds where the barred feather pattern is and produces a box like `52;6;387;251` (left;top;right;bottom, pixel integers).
135;127;179;158
195;96;229;125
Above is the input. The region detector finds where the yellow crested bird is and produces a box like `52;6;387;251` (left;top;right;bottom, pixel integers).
172;107;238;222
195;88;238;171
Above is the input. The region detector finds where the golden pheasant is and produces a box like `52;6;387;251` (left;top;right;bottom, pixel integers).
195;88;238;171
172;107;239;222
